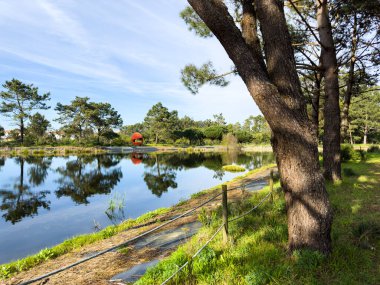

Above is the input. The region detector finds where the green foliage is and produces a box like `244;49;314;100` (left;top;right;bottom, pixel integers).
341;144;363;161
245;267;270;285
89;102;123;143
343;167;357;177
181;62;230;94
350;90;380;144
222;164;245;172
243;115;271;144
234;130;253;143
180;6;213;38
25;113;51;145
143;102;179;144
55;96;93;141
367;145;380;153
0;79;50;143
54;97;122;144
221;133;239;150
203;125;226;140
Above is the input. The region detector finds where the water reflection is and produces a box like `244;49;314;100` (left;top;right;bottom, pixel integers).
0;157;50;224
0;152;273;223
55;156;123;204
143;154;178;197
0;151;275;264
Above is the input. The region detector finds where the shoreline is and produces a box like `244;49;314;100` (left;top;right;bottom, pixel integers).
0;163;276;281
0;145;274;157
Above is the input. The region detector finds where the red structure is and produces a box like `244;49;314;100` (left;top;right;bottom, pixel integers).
131;132;144;146
131;153;143;165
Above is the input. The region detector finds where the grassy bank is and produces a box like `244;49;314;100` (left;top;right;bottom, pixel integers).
0;163;275;280
0;208;169;279
0;146;108;156
137;154;380;285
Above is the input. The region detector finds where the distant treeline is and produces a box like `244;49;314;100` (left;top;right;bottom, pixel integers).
1;79;378;147
0;79;270;146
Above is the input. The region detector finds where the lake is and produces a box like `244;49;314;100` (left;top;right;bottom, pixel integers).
0;151;273;264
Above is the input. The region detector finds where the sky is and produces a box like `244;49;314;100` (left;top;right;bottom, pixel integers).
0;0;261;130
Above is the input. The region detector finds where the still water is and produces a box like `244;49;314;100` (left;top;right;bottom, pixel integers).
0;152;273;264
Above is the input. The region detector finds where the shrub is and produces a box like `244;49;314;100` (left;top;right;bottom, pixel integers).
341;144;361;162
343;168;357;177
367;145;380;153
221;133;239;148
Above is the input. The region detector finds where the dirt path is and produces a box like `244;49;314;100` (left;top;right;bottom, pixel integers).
4;168;275;285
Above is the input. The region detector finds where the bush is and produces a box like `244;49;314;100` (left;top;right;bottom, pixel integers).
367;145;380;153
221;133;238;148
341;144;361;162
174;138;190;146
343;167;357;177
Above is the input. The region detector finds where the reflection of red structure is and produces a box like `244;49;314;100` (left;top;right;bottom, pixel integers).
131;132;144;146
131;153;143;165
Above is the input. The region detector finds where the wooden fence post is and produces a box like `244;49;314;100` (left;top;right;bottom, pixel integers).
222;184;228;244
269;170;274;203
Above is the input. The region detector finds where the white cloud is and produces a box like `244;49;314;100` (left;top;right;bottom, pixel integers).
0;0;261;129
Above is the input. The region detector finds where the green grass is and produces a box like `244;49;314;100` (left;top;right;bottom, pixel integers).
137;154;380;285
222;165;246;172
0;207;169;279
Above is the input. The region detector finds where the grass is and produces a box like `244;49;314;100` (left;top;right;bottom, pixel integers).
0;207;169;279
222;165;246;172
137;154;380;285
0;146;108;157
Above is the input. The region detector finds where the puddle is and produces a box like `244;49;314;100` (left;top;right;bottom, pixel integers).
109;259;160;284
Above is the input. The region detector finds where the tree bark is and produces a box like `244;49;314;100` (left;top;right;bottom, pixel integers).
188;0;332;253
316;0;341;181
311;72;321;138
20;117;24;145
363;113;368;145
341;14;358;142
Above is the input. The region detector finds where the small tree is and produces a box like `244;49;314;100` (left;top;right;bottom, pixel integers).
350;90;380;144
144;103;179;144
0;79;50;144
55;97;93;142
26;113;51;145
89;102;123;144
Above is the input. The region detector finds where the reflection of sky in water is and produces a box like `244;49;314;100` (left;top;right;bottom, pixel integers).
0;152;273;264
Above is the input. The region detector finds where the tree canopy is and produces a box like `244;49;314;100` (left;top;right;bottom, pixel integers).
0;79;50;144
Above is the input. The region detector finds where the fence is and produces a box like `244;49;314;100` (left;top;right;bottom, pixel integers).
19;171;275;285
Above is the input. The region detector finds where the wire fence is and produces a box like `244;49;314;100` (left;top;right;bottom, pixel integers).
159;191;272;285
19;171;274;285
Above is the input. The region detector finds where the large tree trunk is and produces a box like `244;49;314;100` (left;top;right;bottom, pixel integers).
188;0;332;253
341;14;358;142
316;0;341;181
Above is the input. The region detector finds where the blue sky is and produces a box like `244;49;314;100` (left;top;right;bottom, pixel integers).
0;0;261;129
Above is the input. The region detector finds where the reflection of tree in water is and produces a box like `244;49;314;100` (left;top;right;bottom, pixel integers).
0;157;50;224
55;155;123;204
237;152;274;170
143;154;178;197
0;157;5;170
27;157;52;186
140;152;274;182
